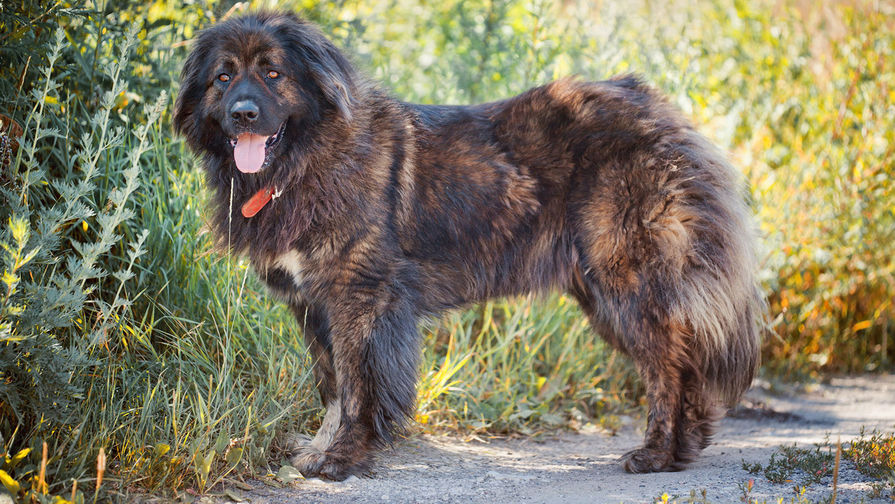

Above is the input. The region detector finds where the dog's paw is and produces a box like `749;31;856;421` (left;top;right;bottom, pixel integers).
291;448;354;481
317;457;355;481
290;447;326;477
280;433;313;455
619;447;676;473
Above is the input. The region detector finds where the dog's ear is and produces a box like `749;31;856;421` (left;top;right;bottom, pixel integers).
173;37;210;142
305;42;357;121
273;15;357;121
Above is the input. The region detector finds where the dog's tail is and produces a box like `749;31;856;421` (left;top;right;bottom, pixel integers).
671;134;766;406
695;280;765;406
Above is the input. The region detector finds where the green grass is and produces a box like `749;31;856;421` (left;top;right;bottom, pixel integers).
0;0;893;501
416;295;639;434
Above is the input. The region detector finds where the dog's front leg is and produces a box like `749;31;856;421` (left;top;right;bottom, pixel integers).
282;302;341;461
293;284;420;481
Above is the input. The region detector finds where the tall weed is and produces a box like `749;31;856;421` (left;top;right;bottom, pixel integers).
0;4;316;499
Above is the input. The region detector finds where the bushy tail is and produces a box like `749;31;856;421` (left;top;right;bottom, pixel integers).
674;134;766;406
701;282;765;405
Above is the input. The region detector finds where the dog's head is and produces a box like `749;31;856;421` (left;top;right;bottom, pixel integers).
174;12;357;175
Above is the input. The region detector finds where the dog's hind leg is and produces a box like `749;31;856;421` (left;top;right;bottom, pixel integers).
673;365;723;468
617;317;690;473
569;269;692;473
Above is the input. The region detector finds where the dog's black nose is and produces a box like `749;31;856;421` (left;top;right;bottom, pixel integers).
230;100;259;123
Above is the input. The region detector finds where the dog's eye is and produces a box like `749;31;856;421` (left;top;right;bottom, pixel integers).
217;73;231;83
267;70;279;79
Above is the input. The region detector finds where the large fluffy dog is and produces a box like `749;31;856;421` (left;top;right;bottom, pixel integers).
174;12;764;480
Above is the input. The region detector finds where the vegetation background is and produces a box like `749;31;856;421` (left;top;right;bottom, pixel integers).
0;0;892;500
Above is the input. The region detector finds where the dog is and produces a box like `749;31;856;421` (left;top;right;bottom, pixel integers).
173;12;764;480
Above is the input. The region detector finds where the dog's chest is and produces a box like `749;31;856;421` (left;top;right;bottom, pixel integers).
259;250;308;301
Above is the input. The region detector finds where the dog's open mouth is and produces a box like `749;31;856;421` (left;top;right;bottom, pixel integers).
229;121;286;174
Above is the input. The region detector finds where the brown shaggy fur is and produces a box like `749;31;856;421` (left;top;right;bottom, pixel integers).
174;12;764;480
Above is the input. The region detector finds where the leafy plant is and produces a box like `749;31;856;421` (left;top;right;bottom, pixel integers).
846;428;895;498
744;443;835;485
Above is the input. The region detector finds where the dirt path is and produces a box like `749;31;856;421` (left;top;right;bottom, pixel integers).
234;375;895;503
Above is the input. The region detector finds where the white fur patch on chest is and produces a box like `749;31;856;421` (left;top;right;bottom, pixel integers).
272;249;307;288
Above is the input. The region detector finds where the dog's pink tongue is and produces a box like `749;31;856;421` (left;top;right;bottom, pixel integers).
234;133;268;173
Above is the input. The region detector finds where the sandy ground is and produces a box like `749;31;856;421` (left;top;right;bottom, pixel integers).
227;375;895;503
